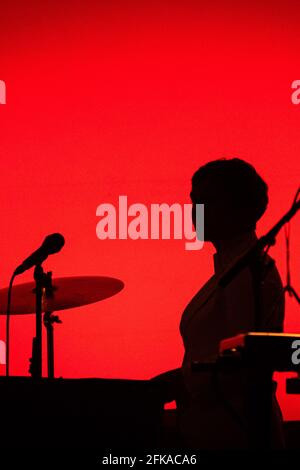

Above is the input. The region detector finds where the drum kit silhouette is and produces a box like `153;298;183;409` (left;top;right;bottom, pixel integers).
0;234;124;379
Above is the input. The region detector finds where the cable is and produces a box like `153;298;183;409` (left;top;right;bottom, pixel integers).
285;223;291;290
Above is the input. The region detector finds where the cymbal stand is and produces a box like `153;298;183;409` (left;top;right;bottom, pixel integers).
43;271;62;379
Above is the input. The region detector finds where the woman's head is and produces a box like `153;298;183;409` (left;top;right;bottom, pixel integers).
191;158;268;242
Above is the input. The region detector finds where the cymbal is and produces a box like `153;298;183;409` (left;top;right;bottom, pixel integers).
0;276;124;315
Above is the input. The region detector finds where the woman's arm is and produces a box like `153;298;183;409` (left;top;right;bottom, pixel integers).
150;368;187;404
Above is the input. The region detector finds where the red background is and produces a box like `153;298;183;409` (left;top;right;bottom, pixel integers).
0;1;299;419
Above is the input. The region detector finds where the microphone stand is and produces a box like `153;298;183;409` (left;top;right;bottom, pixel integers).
283;223;300;305
29;267;62;379
43;271;62;379
216;196;300;449
29;264;45;379
283;222;300;394
219;199;300;289
29;263;47;379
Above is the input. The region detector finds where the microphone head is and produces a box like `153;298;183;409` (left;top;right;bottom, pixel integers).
14;233;65;276
43;233;65;254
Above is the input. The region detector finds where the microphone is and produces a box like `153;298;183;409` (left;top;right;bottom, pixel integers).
14;233;65;275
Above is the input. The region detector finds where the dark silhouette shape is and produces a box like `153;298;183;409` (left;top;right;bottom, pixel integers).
152;158;285;450
190;158;268;242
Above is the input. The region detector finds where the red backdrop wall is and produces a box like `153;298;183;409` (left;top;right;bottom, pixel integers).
0;1;299;420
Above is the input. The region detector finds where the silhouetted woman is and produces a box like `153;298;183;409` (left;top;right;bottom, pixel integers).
154;158;285;449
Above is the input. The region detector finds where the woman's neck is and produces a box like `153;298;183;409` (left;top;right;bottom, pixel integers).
212;230;257;254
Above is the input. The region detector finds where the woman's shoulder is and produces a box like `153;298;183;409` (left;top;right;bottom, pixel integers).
179;274;217;334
